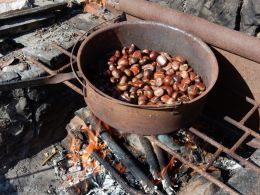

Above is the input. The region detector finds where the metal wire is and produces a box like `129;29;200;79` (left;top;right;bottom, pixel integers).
69;15;122;89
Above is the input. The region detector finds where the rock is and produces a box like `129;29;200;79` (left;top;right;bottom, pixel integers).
35;103;49;122
19;21;79;67
0;71;20;83
15;97;28;116
0;118;11;130
0;0;33;14
178;171;221;195
150;0;241;30
9;123;24;136
19;64;46;80
11;89;25;98
240;0;260;35
157;134;180;151
199;0;241;29
216;168;260;195
27;88;45;102
125;134;145;153
2;63;28;73
250;149;260;166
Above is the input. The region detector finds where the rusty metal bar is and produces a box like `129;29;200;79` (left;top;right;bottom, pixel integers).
240;104;259;125
204;148;222;171
56;61;76;73
119;0;260;63
189;127;260;172
230;132;250;152
26;56;83;96
224;117;260;140
246;97;259;106
0;72;77;91
147;136;239;195
51;43;77;60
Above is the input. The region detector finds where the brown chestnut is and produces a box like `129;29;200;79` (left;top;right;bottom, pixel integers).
154;71;165;79
149;50;159;61
171;61;181;71
117;84;129;91
195;82;206;91
165;86;173;96
119;75;128;85
130;64;140;76
124;69;132;77
179;63;188;71
133;50;142;59
122;47;128;55
156;55;168;66
129;57;138;65
138;95;148;105
155;77;163;87
111;69;121;79
129;44;136;54
173;55;186;63
161;95;170;103
154;87;165;97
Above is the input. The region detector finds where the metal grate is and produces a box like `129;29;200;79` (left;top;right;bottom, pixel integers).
148;97;260;195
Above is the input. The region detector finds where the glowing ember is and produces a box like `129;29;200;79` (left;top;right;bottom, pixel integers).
159;156;176;178
114;162;126;174
84;0;106;12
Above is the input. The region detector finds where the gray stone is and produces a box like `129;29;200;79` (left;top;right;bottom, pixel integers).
19;64;46;80
240;0;260;35
9;123;24;136
150;0;241;30
0;118;11;130
178;171;221;195
0;71;20;83
15;97;28;116
11;89;25;98
35;103;49;122
27;88;47;102
216;168;260;195
250;149;260;166
125;134;145;153
19;21;79;67
0;0;33;14
157;134;180;151
2;63;28;73
199;0;241;29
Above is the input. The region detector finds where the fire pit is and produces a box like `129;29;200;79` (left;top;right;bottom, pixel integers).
0;1;259;195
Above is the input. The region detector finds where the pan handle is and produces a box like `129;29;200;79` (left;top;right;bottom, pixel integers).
0;72;84;96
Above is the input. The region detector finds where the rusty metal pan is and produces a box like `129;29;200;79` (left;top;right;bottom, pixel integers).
77;21;218;135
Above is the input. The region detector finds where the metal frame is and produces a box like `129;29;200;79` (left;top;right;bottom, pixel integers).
148;96;260;195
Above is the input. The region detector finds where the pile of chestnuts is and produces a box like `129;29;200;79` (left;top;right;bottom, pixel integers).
104;44;206;106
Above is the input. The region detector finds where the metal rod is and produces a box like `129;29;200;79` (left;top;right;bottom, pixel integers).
27;56;56;75
119;0;260;63
0;72;78;91
240;105;259;124
230;132;250;152
204;148;222;171
246;97;259;106
224;116;260;140
148;136;239;195
56;61;76;73
189;127;260;172
51;43;77;60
